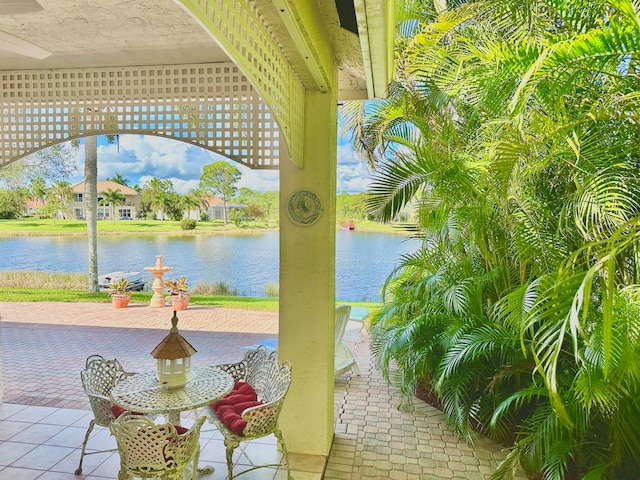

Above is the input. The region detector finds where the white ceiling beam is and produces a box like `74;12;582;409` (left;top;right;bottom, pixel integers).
353;0;394;99
0;31;50;59
272;0;331;93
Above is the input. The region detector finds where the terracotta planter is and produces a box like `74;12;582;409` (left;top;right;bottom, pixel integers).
170;294;190;311
111;293;131;308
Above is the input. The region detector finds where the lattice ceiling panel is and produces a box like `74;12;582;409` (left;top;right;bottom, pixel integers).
0;63;281;169
181;0;306;167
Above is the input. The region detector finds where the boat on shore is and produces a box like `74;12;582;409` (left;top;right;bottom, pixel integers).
98;271;145;291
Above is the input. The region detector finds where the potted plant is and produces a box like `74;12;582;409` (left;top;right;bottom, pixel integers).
165;276;189;310
109;277;131;308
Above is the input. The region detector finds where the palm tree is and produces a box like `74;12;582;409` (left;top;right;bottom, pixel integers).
348;0;640;477
106;172;130;186
85;134;117;292
180;191;201;220
142;177;175;222
48;180;73;220
29;177;47;204
84;136;99;292
194;188;211;219
99;188;126;224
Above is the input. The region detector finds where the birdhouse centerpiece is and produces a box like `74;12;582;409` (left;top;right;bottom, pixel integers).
151;311;197;388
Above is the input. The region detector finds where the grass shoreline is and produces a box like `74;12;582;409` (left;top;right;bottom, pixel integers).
1;289;283;311
2;289;378;312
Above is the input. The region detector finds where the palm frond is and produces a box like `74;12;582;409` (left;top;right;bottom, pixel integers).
511;21;640;113
522;272;585;425
572;165;640;241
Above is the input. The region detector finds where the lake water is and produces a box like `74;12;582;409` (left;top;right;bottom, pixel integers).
0;231;420;301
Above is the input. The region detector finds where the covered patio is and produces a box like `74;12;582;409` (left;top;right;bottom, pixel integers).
0;0;393;468
0;302;525;479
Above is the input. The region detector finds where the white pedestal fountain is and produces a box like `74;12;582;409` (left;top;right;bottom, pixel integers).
144;255;173;307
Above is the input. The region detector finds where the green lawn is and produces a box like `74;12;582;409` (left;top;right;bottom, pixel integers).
0;217;404;236
1;288;282;311
0;218;277;236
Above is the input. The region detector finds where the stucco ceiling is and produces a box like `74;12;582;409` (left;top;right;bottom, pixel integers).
0;0;369;97
0;0;229;69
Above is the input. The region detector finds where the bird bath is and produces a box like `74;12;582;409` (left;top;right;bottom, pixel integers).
144;255;173;307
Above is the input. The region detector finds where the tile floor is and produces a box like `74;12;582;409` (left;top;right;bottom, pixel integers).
0;402;299;479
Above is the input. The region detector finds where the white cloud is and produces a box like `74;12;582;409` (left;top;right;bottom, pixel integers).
237;165;279;192
95;135;208;183
336;143;372;193
66;130;371;194
337;162;372;193
337;142;362;165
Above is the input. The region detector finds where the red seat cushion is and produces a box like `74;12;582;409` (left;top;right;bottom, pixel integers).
211;382;258;411
210;382;263;435
174;425;189;435
234;382;257;396
232;401;263;412
212;393;256;410
110;404;143;418
217;406;247;435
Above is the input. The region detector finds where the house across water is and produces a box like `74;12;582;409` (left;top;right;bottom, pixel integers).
70;180;141;220
65;182;246;221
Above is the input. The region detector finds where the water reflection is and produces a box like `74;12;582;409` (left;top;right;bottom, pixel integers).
0;231;420;301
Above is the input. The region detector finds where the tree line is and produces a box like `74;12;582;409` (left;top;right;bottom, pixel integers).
0;155;371;224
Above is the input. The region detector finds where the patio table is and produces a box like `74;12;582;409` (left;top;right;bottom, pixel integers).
110;365;234;425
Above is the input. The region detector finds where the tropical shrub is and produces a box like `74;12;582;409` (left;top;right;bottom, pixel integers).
180;218;197;230
229;208;246;227
165;276;188;296
109;277;130;295
349;1;640;478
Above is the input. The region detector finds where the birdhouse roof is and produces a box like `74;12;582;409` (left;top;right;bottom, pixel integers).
151;312;197;360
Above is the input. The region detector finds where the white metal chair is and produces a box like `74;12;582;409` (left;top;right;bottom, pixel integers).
207;346;293;479
335;304;360;377
109;413;206;480
75;354;137;475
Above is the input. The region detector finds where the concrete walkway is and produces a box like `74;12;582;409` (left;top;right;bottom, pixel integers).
0;301;525;479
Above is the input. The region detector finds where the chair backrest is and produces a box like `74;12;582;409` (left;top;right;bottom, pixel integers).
110;414;206;474
229;346;291;438
243;346;292;404
80;355;128;425
334;305;352;350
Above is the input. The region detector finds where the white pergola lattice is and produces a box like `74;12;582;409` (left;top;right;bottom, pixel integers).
1;63;281;169
178;0;307;167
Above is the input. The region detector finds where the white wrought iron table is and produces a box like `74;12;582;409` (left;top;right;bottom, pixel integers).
110;365;234;425
110;366;233;476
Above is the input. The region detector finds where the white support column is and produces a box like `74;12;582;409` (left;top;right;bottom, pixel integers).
278;88;338;458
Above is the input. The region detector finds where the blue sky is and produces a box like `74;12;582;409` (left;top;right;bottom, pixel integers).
66;123;373;194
